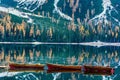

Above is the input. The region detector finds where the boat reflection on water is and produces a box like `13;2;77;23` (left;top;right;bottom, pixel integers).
0;44;120;80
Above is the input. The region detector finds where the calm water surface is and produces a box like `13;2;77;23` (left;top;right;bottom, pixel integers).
0;44;120;80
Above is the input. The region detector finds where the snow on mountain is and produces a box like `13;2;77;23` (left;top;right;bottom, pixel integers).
14;0;46;12
15;0;72;20
0;0;72;21
0;0;119;25
0;6;43;23
90;0;120;25
53;0;72;20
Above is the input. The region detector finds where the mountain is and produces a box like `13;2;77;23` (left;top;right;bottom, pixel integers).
0;0;120;42
0;0;119;24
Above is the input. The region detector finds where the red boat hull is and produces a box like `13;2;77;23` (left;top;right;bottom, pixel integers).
47;63;82;73
47;64;114;75
83;65;114;75
5;63;115;75
9;63;44;72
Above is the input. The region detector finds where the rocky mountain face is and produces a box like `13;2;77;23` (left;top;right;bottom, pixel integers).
0;0;119;24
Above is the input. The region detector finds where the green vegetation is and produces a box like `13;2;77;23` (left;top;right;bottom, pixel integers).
0;13;120;42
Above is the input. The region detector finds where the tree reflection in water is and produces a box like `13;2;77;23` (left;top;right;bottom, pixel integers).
0;45;120;80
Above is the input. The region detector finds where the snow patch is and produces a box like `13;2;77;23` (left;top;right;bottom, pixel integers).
53;0;72;20
14;0;46;12
90;0;120;25
0;6;43;23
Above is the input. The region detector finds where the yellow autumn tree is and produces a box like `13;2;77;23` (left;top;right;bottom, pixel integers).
29;26;34;37
0;24;4;38
47;27;53;38
79;25;84;33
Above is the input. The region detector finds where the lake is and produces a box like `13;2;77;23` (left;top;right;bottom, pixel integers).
0;44;119;80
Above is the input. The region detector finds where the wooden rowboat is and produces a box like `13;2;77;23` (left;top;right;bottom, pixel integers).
47;64;114;75
9;63;44;72
0;63;115;76
47;63;82;73
83;65;114;75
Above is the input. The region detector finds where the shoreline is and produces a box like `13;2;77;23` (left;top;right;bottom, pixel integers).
0;41;120;47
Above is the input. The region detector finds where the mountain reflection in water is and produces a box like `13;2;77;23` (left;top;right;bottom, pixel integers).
0;44;120;80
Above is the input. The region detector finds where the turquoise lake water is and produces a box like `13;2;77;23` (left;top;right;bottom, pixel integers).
0;44;120;80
